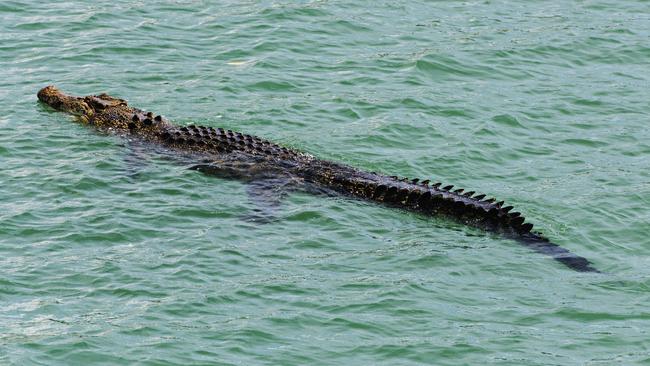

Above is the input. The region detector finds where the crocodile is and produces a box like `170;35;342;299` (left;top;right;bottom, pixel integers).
37;85;599;273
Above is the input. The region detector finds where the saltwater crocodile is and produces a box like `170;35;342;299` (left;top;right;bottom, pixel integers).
37;85;599;272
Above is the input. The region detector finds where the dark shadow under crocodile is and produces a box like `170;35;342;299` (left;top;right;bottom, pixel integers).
37;85;600;273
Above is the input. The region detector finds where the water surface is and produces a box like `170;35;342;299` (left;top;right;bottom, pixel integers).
2;1;650;365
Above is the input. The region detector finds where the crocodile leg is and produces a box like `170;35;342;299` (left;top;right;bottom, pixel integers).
190;160;304;223
189;158;279;181
242;176;304;223
121;140;153;180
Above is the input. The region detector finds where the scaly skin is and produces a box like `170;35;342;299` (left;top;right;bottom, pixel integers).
37;85;599;272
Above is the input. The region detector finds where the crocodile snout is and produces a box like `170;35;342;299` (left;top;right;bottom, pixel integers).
38;85;93;118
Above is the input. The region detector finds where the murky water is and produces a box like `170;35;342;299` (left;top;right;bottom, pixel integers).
2;1;650;364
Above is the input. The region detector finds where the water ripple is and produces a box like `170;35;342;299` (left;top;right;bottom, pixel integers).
2;0;650;364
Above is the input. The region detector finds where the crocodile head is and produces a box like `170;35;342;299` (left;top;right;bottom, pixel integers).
38;85;162;131
38;85;95;121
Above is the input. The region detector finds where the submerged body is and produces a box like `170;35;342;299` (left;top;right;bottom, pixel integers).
37;85;599;272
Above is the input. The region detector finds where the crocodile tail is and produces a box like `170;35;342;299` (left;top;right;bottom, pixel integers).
517;232;599;272
343;175;598;272
350;176;535;235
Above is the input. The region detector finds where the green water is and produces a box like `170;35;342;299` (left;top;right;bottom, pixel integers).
2;1;650;364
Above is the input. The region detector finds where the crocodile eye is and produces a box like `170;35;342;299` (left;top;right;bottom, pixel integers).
143;118;152;126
